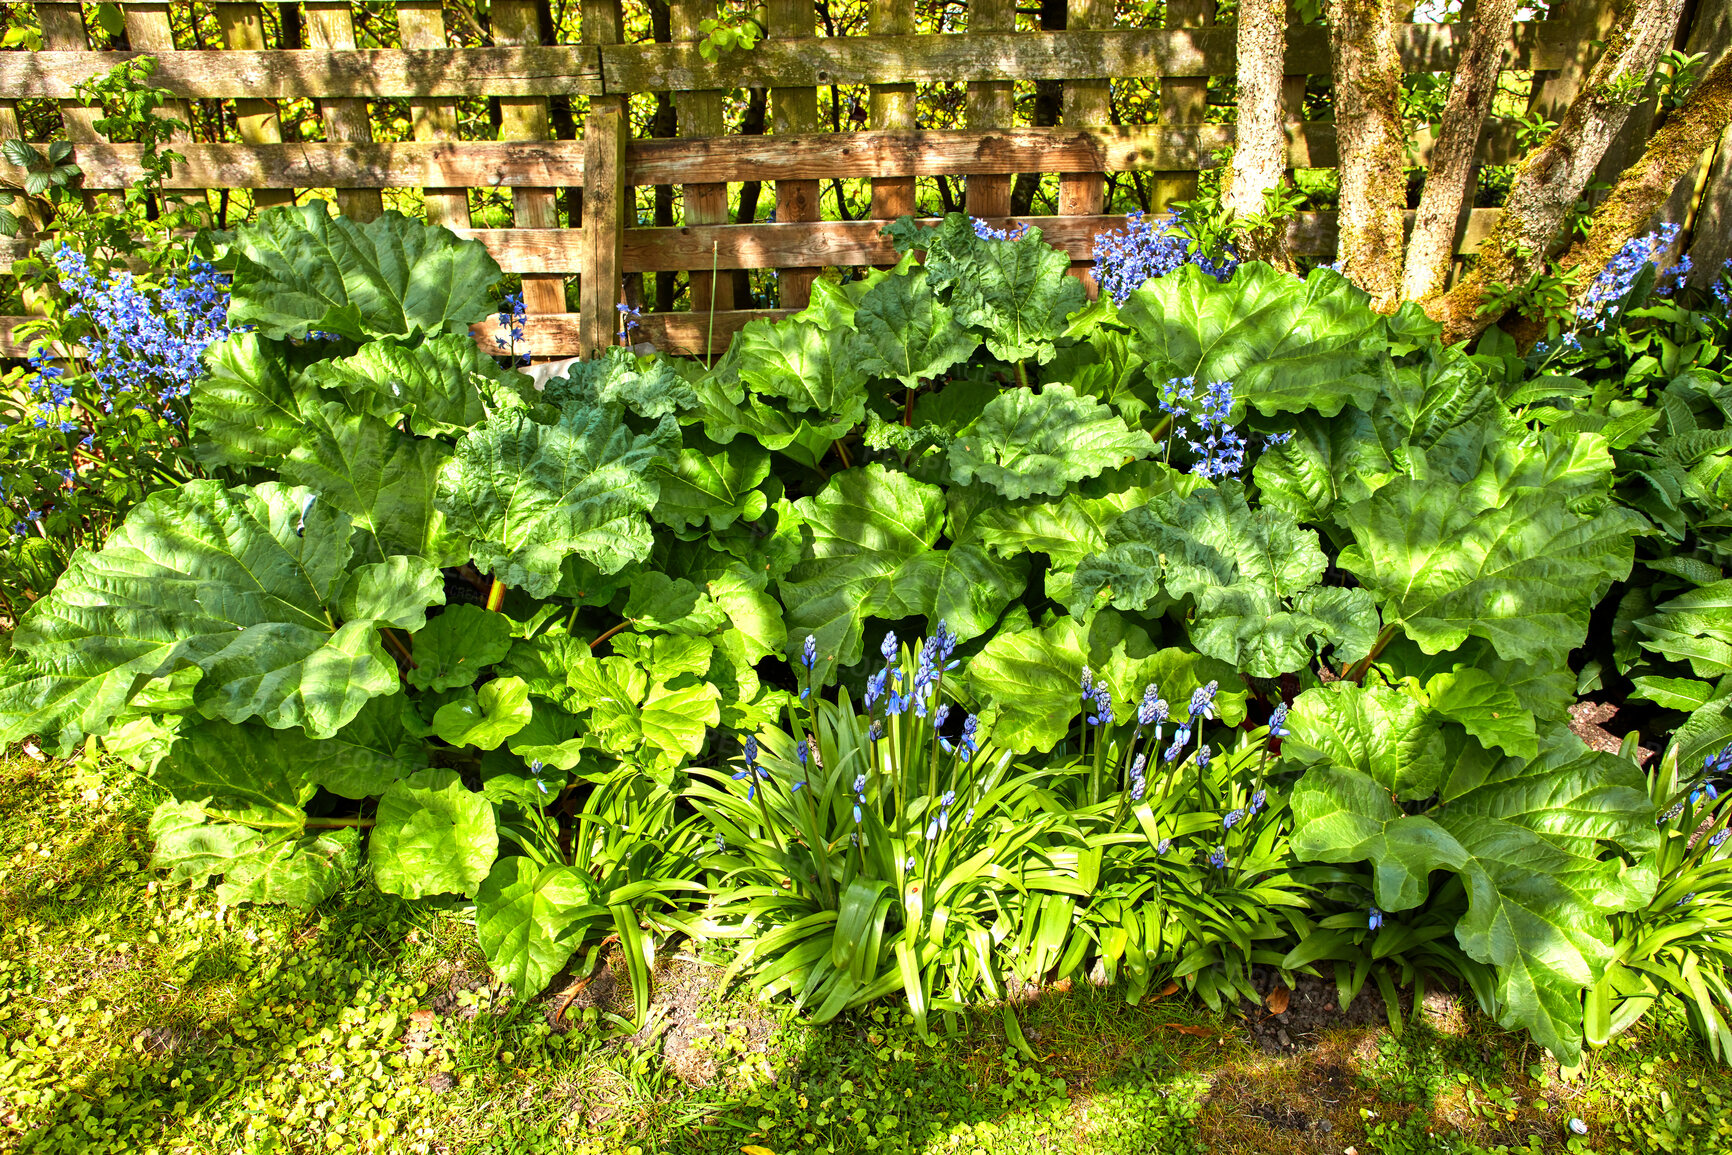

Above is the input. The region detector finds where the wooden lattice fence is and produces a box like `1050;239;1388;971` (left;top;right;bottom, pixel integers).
0;1;1633;360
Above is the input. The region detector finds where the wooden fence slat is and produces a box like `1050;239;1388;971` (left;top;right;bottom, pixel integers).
121;3;193;143
438;207;1503;274
768;0;822;309
965;0;1015;217
580;104;626;354
598;23;1572;90
581;0;629;352
69;120;1527;189
36;2;102;143
1060;0;1111;292
395;0;471;229
495;0;566;319
869;0;918;222
1153;0;1212;208
1;24;1570;97
305;2;383;222
672;0;733;312
214;3;294;209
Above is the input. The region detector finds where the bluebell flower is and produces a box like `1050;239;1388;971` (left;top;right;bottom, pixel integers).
714;833;726;853
743;734;759;765
1268;702;1290;739
529;760;548;795
1248;789;1267;817
867;718;885;743
942;713;981;759
1692;782;1719;806
865;670;886;710
1158;375;1197;417
497;291;529;364
1713;259;1732;309
905;855;916;871
1222;807;1243;831
1156;838;1171;855
801;635;817;669
1080;665;1094;701
1186;381;1246;479
796;739;809;766
1208;847;1228;869
1093;210;1237;304
1368;906;1384;931
852;774;867;824
616;301;644;341
1088;683;1114;727
1711;829;1729;848
933;704;950;730
972;217;1028;242
880;631;899;662
1162;725;1191;764
1576;223;1682;328
1678;891;1698;907
1195;744;1211;773
1128;754;1147;803
1189;681;1219;721
1137;684;1168;730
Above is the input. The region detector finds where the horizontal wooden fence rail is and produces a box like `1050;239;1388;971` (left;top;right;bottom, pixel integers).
58;120;1528;190
0;23;1566;97
0;2;1624;361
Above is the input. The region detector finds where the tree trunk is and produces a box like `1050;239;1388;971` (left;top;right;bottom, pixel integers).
1681;0;1731;286
1558;46;1732;283
1401;0;1521;301
1429;0;1686;343
1226;0;1287;263
1324;0;1407;310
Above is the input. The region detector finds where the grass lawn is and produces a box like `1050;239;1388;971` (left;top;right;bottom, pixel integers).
3;749;1730;1155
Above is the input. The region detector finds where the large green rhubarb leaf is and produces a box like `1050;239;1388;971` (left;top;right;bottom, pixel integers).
777;465;1027;680
845;267;979;390
951;461;1203;568
408;604;515;692
1120;263;1388;417
1072;481;1377;677
1288;695;1657;1061
476;857;601;998
1337;473;1644;667
436;404;676;597
921;214;1086;364
298;334;531;436
371;768;499;899
227;204;503;341
731;317;870;425
0;482;442;747
948;384;1157;500
148;801;357;908
544;346;699;419
193;333;309;467
650;434;771;533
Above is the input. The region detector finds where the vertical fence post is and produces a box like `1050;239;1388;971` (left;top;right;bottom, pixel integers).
966;0;1014;217
495;0;567;321
769;0;822;310
1152;0;1213;210
671;0;734;317
869;0;918;222
1059;0;1111;291
213;4;294;209
122;3;193;144
396;1;472;230
581;0;628;357
304;3;383;222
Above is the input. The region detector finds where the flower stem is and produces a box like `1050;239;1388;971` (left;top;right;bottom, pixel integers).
485;579;507;613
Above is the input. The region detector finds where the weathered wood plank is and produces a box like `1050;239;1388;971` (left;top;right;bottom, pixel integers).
456;206;1504;274
395;0;471;228
599;23;1570;90
305;2;384;221
870;0;918;222
215;3;294;209
580;102;628;354
966;0;1015;217
636;308;794;356
496;0;566;318
36;2;102;144
1060;0;1112;226
768;0;822;309
0;48;606;98
673;0;733;312
121;3;194;143
1154;0;1213;208
0;24;1567;97
75;120;1524;189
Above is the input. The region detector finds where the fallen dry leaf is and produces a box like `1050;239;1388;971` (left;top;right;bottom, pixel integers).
1155;1023;1214;1036
1266;986;1291;1014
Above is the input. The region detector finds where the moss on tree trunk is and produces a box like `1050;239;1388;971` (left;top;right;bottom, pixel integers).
1324;0;1407;311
